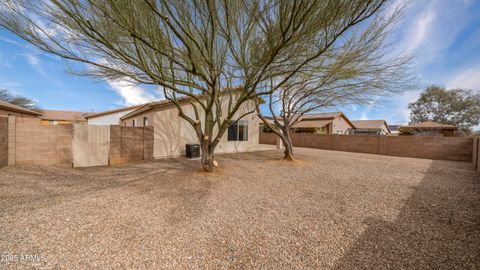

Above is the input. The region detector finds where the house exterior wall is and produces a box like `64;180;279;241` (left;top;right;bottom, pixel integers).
123;112;154;127
40;119;77;125
87;109;137;125
380;123;390;135
331;116;354;135
122;98;259;158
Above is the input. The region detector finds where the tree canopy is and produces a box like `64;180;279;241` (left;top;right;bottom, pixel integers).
408;85;480;133
1;0;394;171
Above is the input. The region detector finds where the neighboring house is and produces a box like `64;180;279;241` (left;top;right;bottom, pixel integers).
348;120;391;135
264;112;355;134
85;104;143;125
120;94;260;158
40;110;87;125
0;100;42;118
400;121;458;137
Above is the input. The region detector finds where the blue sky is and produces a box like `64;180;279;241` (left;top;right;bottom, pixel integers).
0;0;479;124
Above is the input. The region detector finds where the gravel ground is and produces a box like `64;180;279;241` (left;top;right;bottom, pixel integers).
0;148;479;269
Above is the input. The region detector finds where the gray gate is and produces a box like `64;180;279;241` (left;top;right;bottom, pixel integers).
73;125;110;167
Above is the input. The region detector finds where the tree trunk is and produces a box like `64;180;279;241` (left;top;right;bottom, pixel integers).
281;128;295;161
201;142;216;172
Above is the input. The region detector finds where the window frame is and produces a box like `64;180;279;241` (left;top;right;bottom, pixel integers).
228;119;248;141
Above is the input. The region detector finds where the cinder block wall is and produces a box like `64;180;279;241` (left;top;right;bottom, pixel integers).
291;133;334;150
259;131;277;145
258;132;473;162
109;126;154;165
386;136;472;162
0;116;8;167
14;118;73;166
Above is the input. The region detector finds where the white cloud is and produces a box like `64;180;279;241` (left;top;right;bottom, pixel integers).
447;67;480;91
22;54;64;88
106;78;162;106
25;54;39;66
404;9;435;53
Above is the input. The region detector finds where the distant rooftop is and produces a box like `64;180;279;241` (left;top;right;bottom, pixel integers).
351;120;388;129
0;100;42;116
40;110;87;122
403;121;457;130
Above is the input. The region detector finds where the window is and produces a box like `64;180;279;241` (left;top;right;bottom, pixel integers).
143;116;148;126
228;120;248;141
132;119;136;127
337;130;343;134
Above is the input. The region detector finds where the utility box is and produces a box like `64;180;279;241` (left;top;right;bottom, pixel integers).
186;144;200;159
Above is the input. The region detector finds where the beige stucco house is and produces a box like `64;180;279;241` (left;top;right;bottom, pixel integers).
349;120;391;135
120;94;260;158
40;110;87;125
264;112;355;135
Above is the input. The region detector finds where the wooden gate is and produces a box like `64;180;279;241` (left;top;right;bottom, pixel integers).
73;125;110;167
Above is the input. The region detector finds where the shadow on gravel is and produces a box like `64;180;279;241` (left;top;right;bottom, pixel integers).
333;160;480;269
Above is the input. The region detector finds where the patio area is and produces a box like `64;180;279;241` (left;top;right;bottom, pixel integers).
0;148;479;269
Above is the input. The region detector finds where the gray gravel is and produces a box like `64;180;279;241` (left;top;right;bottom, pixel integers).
0;148;479;269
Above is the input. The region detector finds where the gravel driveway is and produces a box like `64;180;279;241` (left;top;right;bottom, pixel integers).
1;148;479;269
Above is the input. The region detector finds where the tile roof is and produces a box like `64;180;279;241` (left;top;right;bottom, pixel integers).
351;120;387;129
292;119;332;129
40;110;87;122
0;100;42;116
265;112;354;128
120;87;251;120
85;104;144;119
404;121;457;129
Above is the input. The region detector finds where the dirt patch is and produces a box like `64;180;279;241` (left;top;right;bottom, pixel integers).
0;148;479;269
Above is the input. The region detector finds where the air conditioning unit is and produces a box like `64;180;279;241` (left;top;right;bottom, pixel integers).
185;144;200;159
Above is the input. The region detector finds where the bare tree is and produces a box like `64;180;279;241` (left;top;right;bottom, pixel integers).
255;3;416;161
0;89;41;111
1;0;391;172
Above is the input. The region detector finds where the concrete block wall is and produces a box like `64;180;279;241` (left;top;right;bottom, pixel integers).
336;135;379;154
290;133;334;150
258;132;473;162
14;118;73;166
143;126;154;161
109;126;154;165
386;136;473;162
0;117;8;167
259;131;277;145
1;117;153;168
